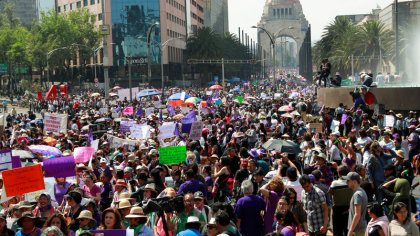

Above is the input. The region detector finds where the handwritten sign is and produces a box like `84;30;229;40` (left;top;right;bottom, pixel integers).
158;146;187;165
384;115;395;128
120;120;136;134
43;156;76;178
145;107;155;117
2;164;45;197
74;147;95;163
43;113;68;134
189;121;203;140
0;150;12;171
130;124;150;139
107;135;139;152
25;177;56;202
309;123;323;134
159;123;176;139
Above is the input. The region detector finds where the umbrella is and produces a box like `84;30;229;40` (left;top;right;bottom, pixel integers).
90;93;101;97
137;89;161;98
246;96;256;100
185;97;201;104
109;93;118;97
279;105;294;112
210;84;223;90
12;150;34;159
262;139;301;155
112;86;122;90
168;92;191;100
28;145;62;156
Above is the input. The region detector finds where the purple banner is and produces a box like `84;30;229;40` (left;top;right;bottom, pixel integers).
43;156;76;178
341;114;348;125
12;156;21;168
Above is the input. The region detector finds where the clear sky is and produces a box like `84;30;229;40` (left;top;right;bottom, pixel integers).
228;0;395;43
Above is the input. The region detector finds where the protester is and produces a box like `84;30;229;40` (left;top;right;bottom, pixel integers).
388;202;419;236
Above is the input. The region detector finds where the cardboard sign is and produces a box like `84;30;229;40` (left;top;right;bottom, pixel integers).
91;139;100;151
122;106;134;115
43;156;76;178
309;123;323;134
0;150;12;171
43;113;68;134
117;88;139;101
2;164;45;197
74;147;95;163
189;121;203;140
145;107;155;117
384;115;395;128
158;146;187;165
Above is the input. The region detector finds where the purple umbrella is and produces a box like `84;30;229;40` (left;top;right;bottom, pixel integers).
28;145;62;156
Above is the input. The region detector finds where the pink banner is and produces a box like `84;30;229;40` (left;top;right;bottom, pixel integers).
122;106;134;115
73;147;95;163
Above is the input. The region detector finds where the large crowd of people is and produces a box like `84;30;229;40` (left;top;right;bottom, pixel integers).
0;74;419;236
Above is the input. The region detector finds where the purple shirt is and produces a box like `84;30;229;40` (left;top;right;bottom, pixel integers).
54;181;71;205
264;191;280;234
235;194;265;236
281;226;296;236
177;179;207;196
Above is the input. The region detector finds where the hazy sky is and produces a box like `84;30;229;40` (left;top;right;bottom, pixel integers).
228;0;395;42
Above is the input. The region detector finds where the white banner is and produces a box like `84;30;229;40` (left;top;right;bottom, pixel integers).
107;135;139;152
43;113;68;134
159;122;176;139
130;124;151;139
145;107;155;117
384;115;395;127
189;121;203;140
117;87;139;101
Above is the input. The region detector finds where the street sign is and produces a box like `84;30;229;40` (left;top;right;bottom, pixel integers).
0;64;7;74
126;57;148;65
101;25;110;35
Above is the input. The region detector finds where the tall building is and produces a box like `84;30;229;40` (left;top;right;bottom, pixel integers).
203;0;228;35
0;0;38;27
186;0;204;36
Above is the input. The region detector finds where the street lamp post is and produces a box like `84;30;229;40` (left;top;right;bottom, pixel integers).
47;46;70;87
160;37;184;102
147;22;159;84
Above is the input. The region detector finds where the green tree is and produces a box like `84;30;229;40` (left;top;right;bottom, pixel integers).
186;27;221;59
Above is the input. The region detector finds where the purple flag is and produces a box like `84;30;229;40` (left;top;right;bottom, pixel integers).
115;104;121;113
174;123;185;141
43;156;76;178
88;128;93;146
136;107;143;116
159;109;163;121
167;105;175;116
341;114;348;125
11;156;21;168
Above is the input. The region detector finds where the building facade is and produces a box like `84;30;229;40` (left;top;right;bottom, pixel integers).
203;0;228;35
0;0;38;27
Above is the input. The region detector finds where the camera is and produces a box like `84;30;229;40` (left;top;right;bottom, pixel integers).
141;196;185;214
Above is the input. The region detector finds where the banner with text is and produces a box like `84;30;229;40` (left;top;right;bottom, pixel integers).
2;164;45;197
43;113;68;134
158;146;186;165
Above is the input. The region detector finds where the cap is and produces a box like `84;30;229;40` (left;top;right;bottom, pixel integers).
100;158;107;163
148;149;158;156
186;216;200;224
343;172;361;182
65;191;82;204
193;191;204;199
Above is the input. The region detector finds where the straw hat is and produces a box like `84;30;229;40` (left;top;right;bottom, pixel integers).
77;210;96;222
17;212;37;227
144;183;157;193
396;150;404;159
125;206;147;219
117;199;132;209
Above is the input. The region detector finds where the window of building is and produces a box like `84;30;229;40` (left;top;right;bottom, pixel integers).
273;9;276;16
281;8;284;17
83;0;88;6
289;8;292;16
57;6;61;12
90;0;95;5
97;0;100;4
64;4;68;11
98;13;102;21
76;1;81;8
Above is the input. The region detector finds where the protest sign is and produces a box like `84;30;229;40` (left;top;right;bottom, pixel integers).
2;164;45;197
11;156;21;168
43;156;76;178
43;113;68;134
159;146;187;165
111;112;119;118
117;88;138;101
74;147;95;163
130;124;150;139
91;229;134;236
189;121;203;140
145;107;155;117
91;139;100;151
235;96;244;104
384;115;395;127
159;123;176;139
107;135;138;152
0;150;12;171
122;106;134;115
25;177;56;202
309;123;323;134
120;120;137;134
330;120;340;132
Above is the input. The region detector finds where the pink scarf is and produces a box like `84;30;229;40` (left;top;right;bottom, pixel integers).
365;215;389;236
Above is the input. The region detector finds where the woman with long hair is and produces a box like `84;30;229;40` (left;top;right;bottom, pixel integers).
212;156;231;202
366;202;389;236
44;213;70;236
260;176;285;234
99;208;123;229
388;202;419;236
283;188;307;232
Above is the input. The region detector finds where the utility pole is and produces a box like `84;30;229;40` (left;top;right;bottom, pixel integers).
394;0;399;74
102;0;110;100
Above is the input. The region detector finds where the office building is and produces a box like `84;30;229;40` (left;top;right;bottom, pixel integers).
203;0;228;35
0;0;38;27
